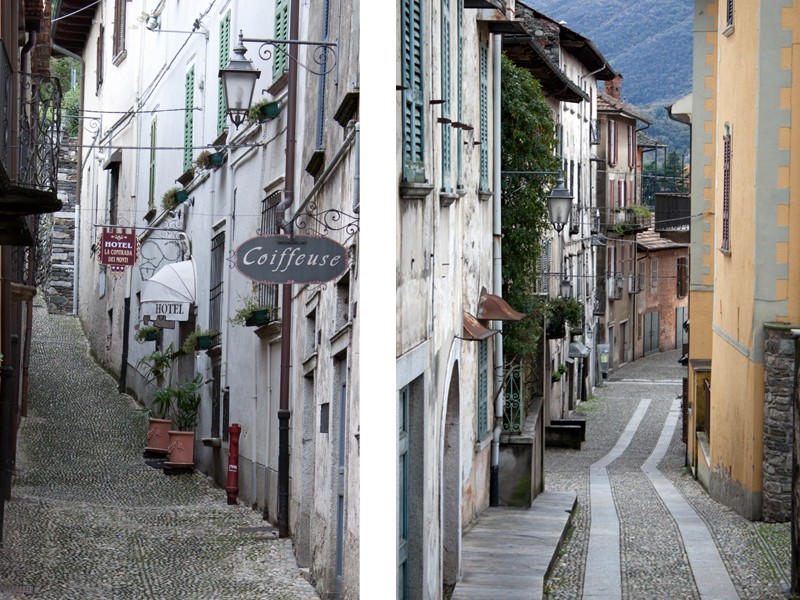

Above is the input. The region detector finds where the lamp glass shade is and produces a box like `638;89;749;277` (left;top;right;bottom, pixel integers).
219;41;261;127
560;278;573;299
547;176;573;232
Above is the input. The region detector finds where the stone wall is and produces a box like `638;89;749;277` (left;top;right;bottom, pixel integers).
37;133;77;315
762;324;794;522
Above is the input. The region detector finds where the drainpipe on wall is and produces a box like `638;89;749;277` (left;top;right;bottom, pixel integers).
274;0;300;540
490;34;502;507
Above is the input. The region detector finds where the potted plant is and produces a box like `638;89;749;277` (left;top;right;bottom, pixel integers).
194;150;225;170
166;374;204;467
144;386;175;456
230;291;274;327
180;329;220;354
162;186;189;211
248;97;281;123
135;325;160;343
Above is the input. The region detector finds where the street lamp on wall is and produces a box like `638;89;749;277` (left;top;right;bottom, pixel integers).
219;34;261;128
559;276;573;299
546;176;573;232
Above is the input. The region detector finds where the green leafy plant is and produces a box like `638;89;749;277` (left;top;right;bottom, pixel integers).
169;375;204;431
193;150;213;170
230;289;274;326
551;370;563;383
137;345;176;384
547;297;583;337
134;325;160;343
150;387;174;420
180;329;220;354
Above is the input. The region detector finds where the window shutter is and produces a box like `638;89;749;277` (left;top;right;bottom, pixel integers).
218;11;231;134
113;0;126;58
477;339;488;439
456;0;463;188
315;0;330;150
628;125;635;169
184;67;195;171
479;40;489;191
651;257;659;289
722;132;731;252
148;117;157;209
97;25;104;90
440;0;451;191
401;0;425;183
726;0;734;26
273;0;290;81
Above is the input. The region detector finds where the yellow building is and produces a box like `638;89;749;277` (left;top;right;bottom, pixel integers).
689;0;797;521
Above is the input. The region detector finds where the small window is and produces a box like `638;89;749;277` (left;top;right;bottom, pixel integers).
677;257;688;298
651;257;659;290
335;273;350;330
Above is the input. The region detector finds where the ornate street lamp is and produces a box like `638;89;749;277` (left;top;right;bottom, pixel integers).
546;175;573;232
560;276;573;299
219;34;261;128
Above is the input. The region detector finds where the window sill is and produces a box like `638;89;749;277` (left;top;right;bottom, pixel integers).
719;247;731;256
439;190;459;207
399;181;434;201
478;189;493;202
112;49;127;67
474;432;492;453
722;24;734;37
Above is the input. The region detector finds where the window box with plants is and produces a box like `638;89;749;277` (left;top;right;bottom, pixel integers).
248;97;282;123
230;292;274;328
551;363;568;383
194;149;225;170
135;325;160;343
181;329;220;354
162;186;189;211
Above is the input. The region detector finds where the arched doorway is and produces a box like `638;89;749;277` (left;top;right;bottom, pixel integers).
442;363;461;589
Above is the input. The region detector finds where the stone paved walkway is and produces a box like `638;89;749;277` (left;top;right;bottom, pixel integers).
545;349;791;600
0;304;319;599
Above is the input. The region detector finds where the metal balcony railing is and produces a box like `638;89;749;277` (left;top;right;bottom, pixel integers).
502;366;523;434
654;192;690;231
16;71;62;196
606;206;650;236
0;43;11;187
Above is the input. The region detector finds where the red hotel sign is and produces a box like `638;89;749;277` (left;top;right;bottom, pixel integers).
99;228;138;272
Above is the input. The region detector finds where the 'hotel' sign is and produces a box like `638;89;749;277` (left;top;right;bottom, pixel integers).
99;228;138;272
234;235;348;284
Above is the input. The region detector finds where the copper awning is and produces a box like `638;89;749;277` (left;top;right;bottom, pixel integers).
477;292;525;321
463;312;498;341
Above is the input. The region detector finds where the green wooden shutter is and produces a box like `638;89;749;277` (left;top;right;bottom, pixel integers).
218;11;231;133
479;41;488;191
456;0;463;189
478;339;488;439
184;66;195;171
273;0;289;81
401;0;425;183
440;0;451;191
148;117;157;209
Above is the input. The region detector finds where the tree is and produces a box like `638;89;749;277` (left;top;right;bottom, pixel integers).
641;149;688;206
50;57;81;137
500;54;560;364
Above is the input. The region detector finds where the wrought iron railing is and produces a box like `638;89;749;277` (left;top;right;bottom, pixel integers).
16;71;62;194
0;42;11;186
502;366;524;434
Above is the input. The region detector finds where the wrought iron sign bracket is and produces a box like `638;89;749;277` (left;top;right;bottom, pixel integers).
240;33;338;77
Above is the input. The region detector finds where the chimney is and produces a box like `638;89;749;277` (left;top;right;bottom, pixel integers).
605;77;623;100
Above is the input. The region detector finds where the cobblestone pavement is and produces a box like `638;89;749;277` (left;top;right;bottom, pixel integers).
545;350;792;600
0;304;319;600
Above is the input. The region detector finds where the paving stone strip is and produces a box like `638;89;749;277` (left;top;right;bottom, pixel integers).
641;399;739;599
583;398;650;599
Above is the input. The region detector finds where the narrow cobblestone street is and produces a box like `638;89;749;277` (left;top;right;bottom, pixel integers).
0;304;319;599
545;350;791;600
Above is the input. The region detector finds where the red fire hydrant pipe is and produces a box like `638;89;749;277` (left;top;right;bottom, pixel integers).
226;423;241;505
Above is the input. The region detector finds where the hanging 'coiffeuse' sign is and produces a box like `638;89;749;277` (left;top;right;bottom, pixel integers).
234;235;348;284
99;228;139;272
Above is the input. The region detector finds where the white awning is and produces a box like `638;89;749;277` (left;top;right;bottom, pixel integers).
141;260;196;321
569;341;590;359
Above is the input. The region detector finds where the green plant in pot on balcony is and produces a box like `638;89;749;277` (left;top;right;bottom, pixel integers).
166;374;204;467
144;386;175;456
180;329;220;354
135;324;160;343
162;186;189;211
230;291;274;327
248;97;281;123
546;297;583;339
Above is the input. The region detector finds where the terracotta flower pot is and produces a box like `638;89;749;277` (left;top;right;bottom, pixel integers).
166;430;195;466
145;418;171;455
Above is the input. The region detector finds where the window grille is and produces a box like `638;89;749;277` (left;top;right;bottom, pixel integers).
477;339;488;439
726;0;734;27
315;0;330;151
209;232;225;333
440;0;451;191
479;41;489;191
258;192;281;314
722;130;731;252
184;67;195;172
218;11;231;134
